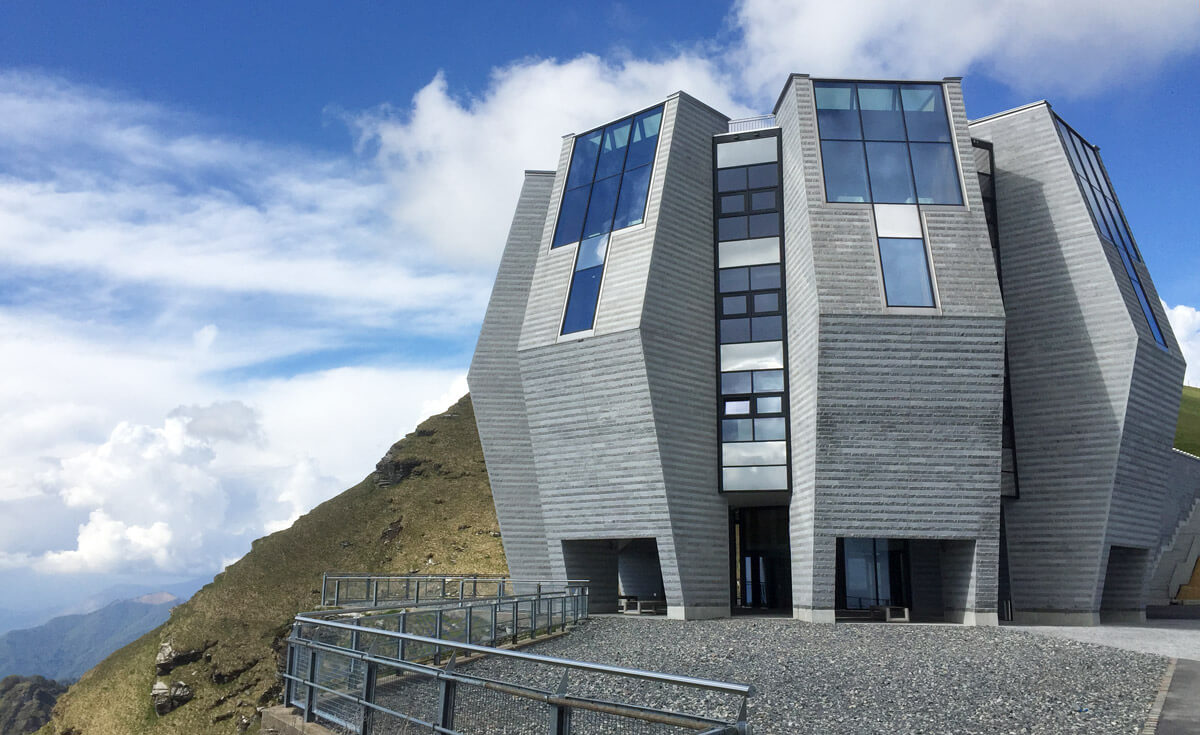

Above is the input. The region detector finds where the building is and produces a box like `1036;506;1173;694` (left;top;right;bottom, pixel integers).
467;74;1200;625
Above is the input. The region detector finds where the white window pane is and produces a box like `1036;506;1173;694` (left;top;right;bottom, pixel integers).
722;465;789;491
718;237;781;268
723;441;787;466
873;204;922;238
721;341;784;371
716;137;778;168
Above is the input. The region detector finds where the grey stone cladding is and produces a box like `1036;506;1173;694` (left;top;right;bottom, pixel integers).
776;75;1006;622
471;74;1197;626
969;102;1187;623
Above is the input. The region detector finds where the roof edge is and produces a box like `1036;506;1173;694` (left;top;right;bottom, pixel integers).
969;99;1051;126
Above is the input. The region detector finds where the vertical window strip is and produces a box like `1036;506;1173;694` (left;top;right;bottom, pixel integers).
1054;116;1166;348
712;131;791;492
558;105;663;335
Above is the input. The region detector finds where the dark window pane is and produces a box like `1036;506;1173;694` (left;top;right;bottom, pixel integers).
865;142;915;204
750;265;780;290
910;143;962;205
718;167;747;192
878;238;935;307
721;318;751;343
752;315;783;341
719;267;749;293
721;372;752;394
720;194;746;214
748;213;779;238
552;185;590;247
575;233;608;271
754;417;787;441
724;400;751;416
624;107;663;169
977;171;994;199
753;292;779;313
814;82;862;140
901;84;951;142
747;164;779;189
612;164;652;230
722;419;754;442
719;216;749;241
582;175;620;239
722;295;747;315
858;84;905;141
566;130;602;189
561;265;604;334
757;396;783;414
595;119;632;180
1081;184;1112;241
1057;120;1086;175
753;370;784;392
750;190;776;211
820;140;870;203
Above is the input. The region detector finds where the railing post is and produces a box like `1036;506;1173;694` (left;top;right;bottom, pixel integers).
361;658;377;735
304;645;318;722
465;605;473;644
441;577;447;599
414;581;421;606
512;601;519;645
322;573;328;606
334;579;341;607
489;603;497;647
371;580;378;607
436;654;458;730
398;612;407;662
434;610;443;666
459;579;465;603
550;672;571;735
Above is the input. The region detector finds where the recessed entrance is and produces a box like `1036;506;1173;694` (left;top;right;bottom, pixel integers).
836;537;911;615
729;506;792;613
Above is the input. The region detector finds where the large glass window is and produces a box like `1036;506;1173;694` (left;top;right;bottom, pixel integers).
878;237;936;307
558;105;663;335
815;81;962;205
1054;116;1165;349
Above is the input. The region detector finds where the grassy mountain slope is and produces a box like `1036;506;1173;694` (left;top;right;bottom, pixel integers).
37;395;505;735
0;676;66;735
1176;386;1200;457
0;598;177;682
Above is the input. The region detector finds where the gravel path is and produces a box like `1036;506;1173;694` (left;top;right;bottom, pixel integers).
407;616;1168;735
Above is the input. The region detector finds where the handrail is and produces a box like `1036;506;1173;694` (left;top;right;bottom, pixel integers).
294;613;754;697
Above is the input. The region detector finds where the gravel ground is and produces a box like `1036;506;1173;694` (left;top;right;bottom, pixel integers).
371;616;1170;735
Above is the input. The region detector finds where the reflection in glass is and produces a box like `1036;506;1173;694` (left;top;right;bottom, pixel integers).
858;84;905;141
718;167;748;192
594;119;632;180
722;295;748;315
754;417;787;440
757;396;783;414
624;109;662;169
910;143;962;205
566;130;602;188
865;142;915;204
575;234;608;271
724;400;751;415
750;265;781;290
720;194;745;214
561;265;604;334
748;213;779;238
613;164;652;229
719;268;749;293
878;238;935;307
820;140;870;202
814;82;861;139
582;175;620;239
900;84;951;142
751;190;776;211
553;186;590;247
753;293;779;313
722;419;754;442
721;372;752;394
719;216;749;242
752;315;783;341
753;370;784;392
721;318;752;344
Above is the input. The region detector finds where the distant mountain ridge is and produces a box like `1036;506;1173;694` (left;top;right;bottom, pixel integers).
0;596;179;683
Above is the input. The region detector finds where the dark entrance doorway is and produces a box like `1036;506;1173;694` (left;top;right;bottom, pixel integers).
835;538;911;612
729;506;791;612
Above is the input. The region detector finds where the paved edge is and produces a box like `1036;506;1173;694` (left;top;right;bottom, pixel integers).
1140;658;1178;735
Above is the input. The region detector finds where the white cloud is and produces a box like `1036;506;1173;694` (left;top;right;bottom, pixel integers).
732;0;1200;101
350;54;747;263
1165;302;1200;388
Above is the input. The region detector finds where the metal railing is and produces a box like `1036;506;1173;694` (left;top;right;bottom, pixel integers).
285;614;751;734
727;114;776;132
321;573;588;608
286;577;753;734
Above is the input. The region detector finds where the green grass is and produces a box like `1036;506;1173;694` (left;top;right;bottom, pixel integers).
39;395;506;735
1176;386;1200;457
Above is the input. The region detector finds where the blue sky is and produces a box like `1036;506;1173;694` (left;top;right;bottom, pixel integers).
0;0;1197;611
